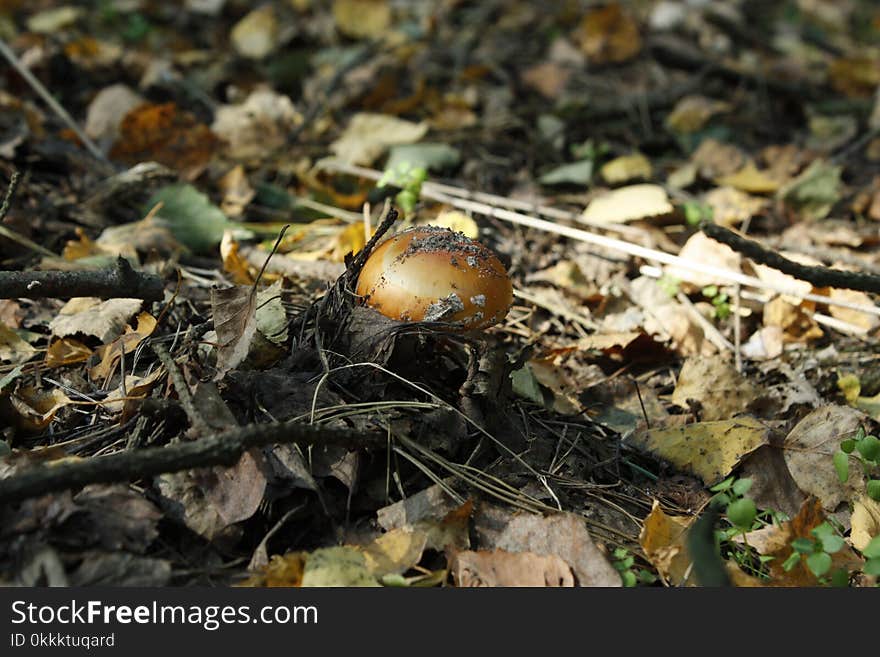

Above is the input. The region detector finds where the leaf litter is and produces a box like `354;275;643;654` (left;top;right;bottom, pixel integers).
1;0;880;589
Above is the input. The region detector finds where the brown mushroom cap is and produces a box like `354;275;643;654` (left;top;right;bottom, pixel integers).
356;226;513;329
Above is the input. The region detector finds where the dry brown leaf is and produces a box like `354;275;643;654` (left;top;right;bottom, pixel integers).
89;312;158;381
639;501;694;586
490;512;621;587
827;287;880;331
668;232;742;289
691;139;747;179
703;186;769;226
212;89;302;161
329;113;427;166
763;297;823;343
109;102;217;179
217;165;256;217
212;285;258;379
0;322;36;364
520;61;571;99
665;95;731;134
452;549;575;587
762;498;863;586
850;495;880;552
783;405;867;516
671;354;759;421
575;4;641;65
49;297;142;343
9;386;73;431
45;337;93;368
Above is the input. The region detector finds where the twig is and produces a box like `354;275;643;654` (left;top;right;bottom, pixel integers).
0;419;384;504
0;256;164;301
702;222;880;295
152;342;207;435
0;37;110;167
0;170;56;257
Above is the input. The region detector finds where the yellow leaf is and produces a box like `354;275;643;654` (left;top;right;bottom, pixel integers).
629;416;770;485
716;162;781;194
600;153;652;184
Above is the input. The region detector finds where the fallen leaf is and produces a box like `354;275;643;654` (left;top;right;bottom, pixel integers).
777;160;842;222
212;88;302;161
212;284;258;378
385;142;460;173
332;0;391;39
147;183;234;254
300;546;380;587
581;184;673;224
703;186;769;226
629;417;771;486
9;386;73;431
218;166;256;217
49;297;142;343
539;159;594;186
850;495;880;552
89;312;158;381
110;103;217;179
426;211;478;238
639;501;694;586
488;511;621;586
452;549;575;587
828;287;880;331
783;405;867;515
521;61;571;99
575;4;641;65
45;337;93;368
230;5;280;60
330;113;428;166
691;139;747;179
672;354;759;421
0;322;36;364
666;232;741;289
665;95;731;134
716;162;782;194
763;297;823;343
740;326;784;360
600;152;652;184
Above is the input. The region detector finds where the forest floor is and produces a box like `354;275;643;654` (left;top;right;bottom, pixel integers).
1;0;880;587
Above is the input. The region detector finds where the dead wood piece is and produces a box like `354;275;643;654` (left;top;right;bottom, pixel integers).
0;419;384;504
702;222;880;295
0;256;164;301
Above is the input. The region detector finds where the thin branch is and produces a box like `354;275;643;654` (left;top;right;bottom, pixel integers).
702;222;880;295
0;420;384;504
0;256;164;301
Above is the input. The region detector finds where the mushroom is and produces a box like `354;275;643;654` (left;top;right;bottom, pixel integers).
356;226;513;330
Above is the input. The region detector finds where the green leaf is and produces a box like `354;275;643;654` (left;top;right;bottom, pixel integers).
510;364;544;405
863;558;880;576
147;184;235;254
710;476;735;493
818;534;844;554
385;143;460;173
805;551;832;577
862;535;880;559
790;538;815;554
621;570;637;587
782;552;801;571
840;438;856;454
539;159;594;186
833;451;850;483
867;479;880;502
856;435;880;462
731;478;753;497
702;285;718;298
727;498;757;529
